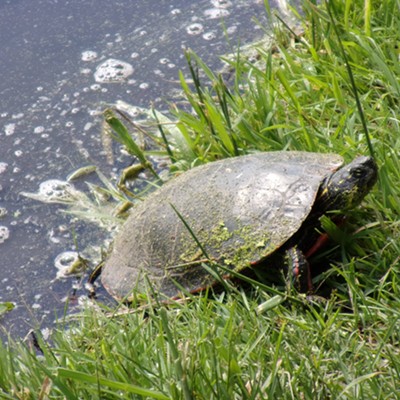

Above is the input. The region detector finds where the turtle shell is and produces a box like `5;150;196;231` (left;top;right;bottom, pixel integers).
101;151;344;300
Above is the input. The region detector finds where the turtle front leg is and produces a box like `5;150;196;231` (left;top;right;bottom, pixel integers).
285;247;313;293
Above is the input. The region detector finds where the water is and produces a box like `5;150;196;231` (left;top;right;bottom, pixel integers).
0;0;296;338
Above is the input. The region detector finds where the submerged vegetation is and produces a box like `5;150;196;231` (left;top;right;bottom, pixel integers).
1;0;400;398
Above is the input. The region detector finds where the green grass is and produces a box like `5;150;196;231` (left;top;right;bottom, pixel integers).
1;0;400;398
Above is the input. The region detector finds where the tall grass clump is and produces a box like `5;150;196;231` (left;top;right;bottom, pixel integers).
1;1;399;398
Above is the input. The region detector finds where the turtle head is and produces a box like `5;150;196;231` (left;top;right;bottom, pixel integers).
319;156;378;211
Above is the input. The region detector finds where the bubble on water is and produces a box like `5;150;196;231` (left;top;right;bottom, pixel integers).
81;50;98;62
171;8;181;15
80;68;92;75
210;0;232;8
21;179;80;203
12;113;24;119
203;31;216;40
14;150;23;157
88;108;102;116
38;95;51;102
186;23;204;35
4;123;16;136
34;126;45;134
159;58;170;64
54;251;85;278
90;83;102;91
41;180;74;200
131;52;139;59
84;122;93;131
139;82;149;89
0;226;10;244
0;207;7;218
204;8;230;19
94;58;134;83
0;162;8;174
54;251;78;270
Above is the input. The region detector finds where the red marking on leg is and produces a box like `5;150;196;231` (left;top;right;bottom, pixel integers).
305;233;330;258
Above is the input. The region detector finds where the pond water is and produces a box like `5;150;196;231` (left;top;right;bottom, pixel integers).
0;0;297;339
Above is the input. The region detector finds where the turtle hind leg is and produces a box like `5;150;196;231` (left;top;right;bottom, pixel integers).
285;247;313;293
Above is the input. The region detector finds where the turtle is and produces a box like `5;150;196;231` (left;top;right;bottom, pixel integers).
101;151;378;301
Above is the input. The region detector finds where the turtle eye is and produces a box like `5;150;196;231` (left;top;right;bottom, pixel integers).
346;156;377;183
349;165;364;178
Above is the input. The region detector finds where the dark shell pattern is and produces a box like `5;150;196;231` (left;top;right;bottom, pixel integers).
101;151;344;300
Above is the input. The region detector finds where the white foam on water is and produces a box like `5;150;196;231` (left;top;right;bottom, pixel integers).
54;251;83;278
4;123;16;136
80;68;92;75
81;50;98;62
0;226;10;244
21;179;88;207
186;23;204;35
203;31;216;40
94;58;134;83
41;180;72;195
12;113;24;119
90;84;102;91
34;126;45;134
204;8;230;19
0;162;8;174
